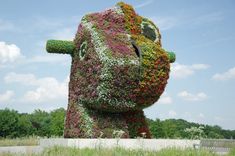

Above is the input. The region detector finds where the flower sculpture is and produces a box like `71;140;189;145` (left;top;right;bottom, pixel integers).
46;2;175;138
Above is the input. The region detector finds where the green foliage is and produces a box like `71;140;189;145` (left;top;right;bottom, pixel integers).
18;113;34;137
166;51;176;63
0;108;65;138
142;22;157;41
30;110;52;137
148;118;164;138
148;118;235;139
46;40;76;55
50;108;65;136
79;41;87;60
184;126;206;139
228;148;235;156
0;109;19;138
0;108;234;139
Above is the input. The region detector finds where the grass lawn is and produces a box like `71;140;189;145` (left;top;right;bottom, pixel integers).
0;146;231;156
40;146;219;156
0;137;39;146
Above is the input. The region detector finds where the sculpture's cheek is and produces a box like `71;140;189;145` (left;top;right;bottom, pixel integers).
109;64;140;102
81;63;140;112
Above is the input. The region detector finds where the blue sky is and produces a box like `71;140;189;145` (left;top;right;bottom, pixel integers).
0;0;235;130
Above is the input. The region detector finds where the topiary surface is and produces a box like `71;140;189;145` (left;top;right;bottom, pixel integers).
46;2;175;138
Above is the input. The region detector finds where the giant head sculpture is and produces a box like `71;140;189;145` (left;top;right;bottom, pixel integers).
46;2;175;138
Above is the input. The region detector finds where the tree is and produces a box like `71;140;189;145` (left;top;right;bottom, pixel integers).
184;126;206;139
161;119;178;138
18;113;34;137
50;108;65;136
30;110;51;137
0;108;19;138
207;131;223;139
148;118;164;138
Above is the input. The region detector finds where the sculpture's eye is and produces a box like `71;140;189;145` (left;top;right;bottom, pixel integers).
79;41;88;60
141;19;160;43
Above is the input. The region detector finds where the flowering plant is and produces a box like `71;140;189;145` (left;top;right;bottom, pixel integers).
46;2;175;138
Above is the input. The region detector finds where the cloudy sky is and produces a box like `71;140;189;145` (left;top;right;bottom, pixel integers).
0;0;234;130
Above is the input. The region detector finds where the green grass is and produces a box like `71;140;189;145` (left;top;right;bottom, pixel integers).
0;137;39;146
227;148;235;156
0;146;219;156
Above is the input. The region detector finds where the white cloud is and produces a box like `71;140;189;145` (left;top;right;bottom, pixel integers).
157;93;172;104
191;64;210;70
212;67;235;81
134;0;154;9
4;72;36;85
0;53;70;69
178;91;207;101
4;72;68;103
168;110;177;118
0;90;14;103
0;42;22;63
171;63;210;79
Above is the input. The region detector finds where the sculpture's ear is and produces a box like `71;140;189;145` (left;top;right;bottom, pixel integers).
166;51;176;63
46;40;77;55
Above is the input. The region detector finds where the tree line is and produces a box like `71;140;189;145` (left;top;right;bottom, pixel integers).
0;108;234;139
0;108;65;138
147;118;235;139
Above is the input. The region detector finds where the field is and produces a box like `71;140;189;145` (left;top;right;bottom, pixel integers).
0;137;39;146
0;146;225;156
